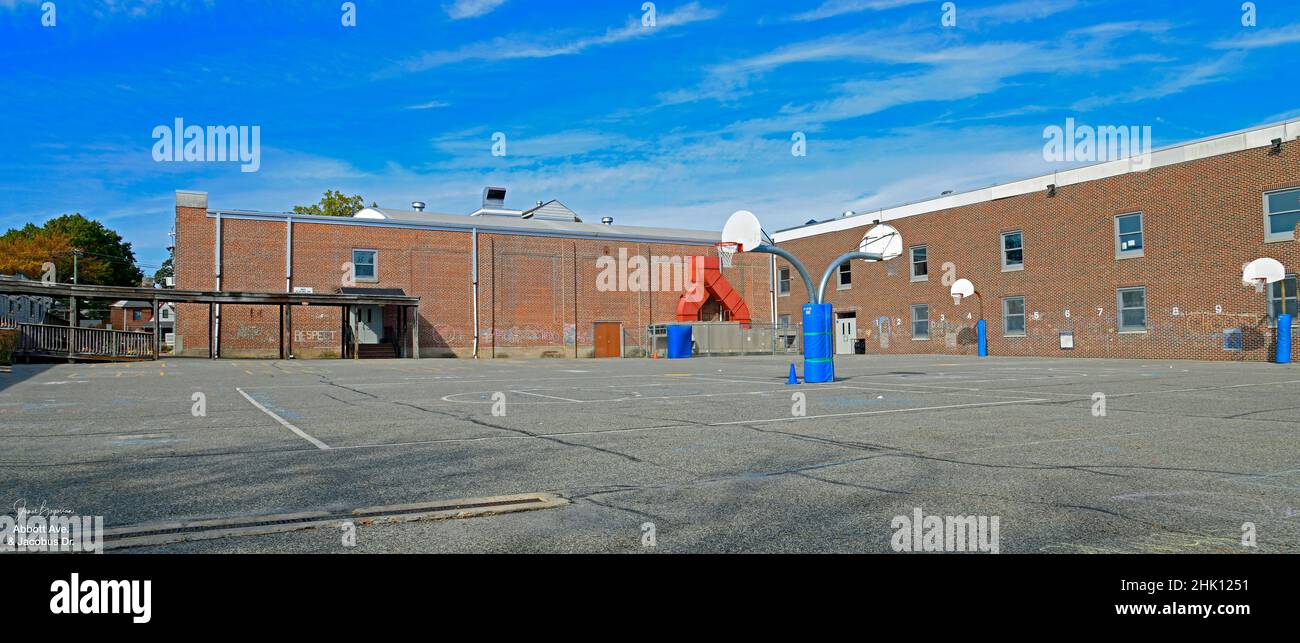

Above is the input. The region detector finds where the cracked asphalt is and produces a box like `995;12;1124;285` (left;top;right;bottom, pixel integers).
2;353;1298;553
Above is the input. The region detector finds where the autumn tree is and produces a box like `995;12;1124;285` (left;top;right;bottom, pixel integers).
1;214;143;286
293;190;378;217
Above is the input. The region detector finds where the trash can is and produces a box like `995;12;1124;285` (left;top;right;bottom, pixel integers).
666;324;694;359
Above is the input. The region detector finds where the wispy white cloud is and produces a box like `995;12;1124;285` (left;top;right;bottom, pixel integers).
789;0;928;22
394;2;720;73
405;100;451;110
963;0;1078;26
1210;23;1300;50
663;25;1166;132
395;3;722;74
1072;51;1246;110
443;0;508;21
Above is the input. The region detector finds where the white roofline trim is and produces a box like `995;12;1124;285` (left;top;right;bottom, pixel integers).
772;118;1300;243
205;210;720;246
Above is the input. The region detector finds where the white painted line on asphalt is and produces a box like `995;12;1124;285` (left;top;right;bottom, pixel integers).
512;390;584;403
237;388;330;450
710;398;1049;425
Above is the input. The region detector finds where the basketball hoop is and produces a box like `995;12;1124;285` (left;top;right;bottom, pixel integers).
714;241;740;268
952;294;964;306
1243;258;1285;294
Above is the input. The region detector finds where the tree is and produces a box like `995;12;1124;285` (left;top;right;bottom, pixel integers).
1;214;143;286
154;255;174;284
293;190;377;217
0;229;73;280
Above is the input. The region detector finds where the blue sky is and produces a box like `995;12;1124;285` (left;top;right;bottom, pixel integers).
2;0;1299;272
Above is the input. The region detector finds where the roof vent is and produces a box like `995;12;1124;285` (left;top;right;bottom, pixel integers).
601;217;614;225
411;201;425;212
483;186;507;210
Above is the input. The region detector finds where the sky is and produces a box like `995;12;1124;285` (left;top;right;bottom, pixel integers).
2;0;1299;273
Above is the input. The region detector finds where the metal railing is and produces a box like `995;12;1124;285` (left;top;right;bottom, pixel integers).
645;322;803;357
16;323;155;360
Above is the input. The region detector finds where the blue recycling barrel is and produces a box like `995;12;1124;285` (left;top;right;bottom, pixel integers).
1279;314;1292;364
666;324;693;359
803;303;834;383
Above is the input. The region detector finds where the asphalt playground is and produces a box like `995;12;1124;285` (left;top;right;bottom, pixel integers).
2;353;1299;553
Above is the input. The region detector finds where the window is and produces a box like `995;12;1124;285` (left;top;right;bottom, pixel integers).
778;267;791;296
778;314;792;329
910;246;928;281
837;262;852;289
1115;212;1143;258
1270;275;1298;326
1265;187;1300;242
1117;287;1147;332
352;249;377;281
911;304;929;339
132;310;143;321
1001;231;1023;270
159;307;173;321
1003;297;1026;336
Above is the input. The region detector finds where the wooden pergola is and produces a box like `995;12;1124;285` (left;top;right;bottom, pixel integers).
0;276;421;361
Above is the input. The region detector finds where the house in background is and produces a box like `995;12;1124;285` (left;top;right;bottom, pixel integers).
108;300;156;332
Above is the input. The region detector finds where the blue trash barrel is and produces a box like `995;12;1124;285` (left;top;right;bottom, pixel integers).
803;303;834;383
1279;314;1293;364
666;324;693;359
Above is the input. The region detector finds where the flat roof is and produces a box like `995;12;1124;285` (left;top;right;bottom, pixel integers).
207;208;720;246
0;277;420;307
772;118;1300;243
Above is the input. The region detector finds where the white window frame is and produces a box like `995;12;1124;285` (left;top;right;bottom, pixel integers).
910;245;928;282
1001;231;1023;272
837;262;852;290
352;248;378;282
1269;274;1298;327
1264;186;1300;243
1114;212;1144;259
911;304;929;340
1117;286;1147;333
778;267;791;296
1003;296;1026;337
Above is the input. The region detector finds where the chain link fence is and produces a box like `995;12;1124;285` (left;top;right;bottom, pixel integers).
643;322;801;358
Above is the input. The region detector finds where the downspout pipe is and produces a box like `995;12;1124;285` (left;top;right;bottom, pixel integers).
471;228;480;358
214;212;222;359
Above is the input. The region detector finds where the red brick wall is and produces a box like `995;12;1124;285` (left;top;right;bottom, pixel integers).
174;209;773;359
775;141;1300;361
109;307;153;332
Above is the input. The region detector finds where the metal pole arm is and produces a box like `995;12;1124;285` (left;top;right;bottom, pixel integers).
752;244;817;303
816;251;883;304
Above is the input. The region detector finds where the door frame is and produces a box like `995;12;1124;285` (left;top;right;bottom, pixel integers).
835;312;857;355
350;305;383;345
592;320;624;358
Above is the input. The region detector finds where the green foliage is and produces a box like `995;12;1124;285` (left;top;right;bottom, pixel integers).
1;214;143;286
292;190;378;217
0;329;15;365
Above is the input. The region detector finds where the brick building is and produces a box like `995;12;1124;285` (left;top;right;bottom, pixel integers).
771;120;1300;362
108;300;155;332
173;119;1299;362
172;189;773;359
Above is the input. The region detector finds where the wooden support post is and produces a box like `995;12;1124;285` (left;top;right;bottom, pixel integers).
286;304;294;359
152;298;160;361
411;306;420;359
278;304;285;360
208;302;215;359
352;306;360;360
